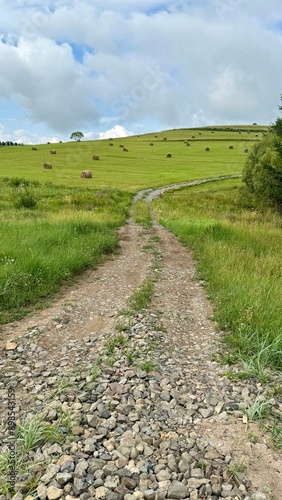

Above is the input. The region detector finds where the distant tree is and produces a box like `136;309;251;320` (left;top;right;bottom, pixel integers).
70;131;84;142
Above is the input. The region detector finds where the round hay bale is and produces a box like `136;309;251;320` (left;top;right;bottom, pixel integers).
119;144;124;148
198;132;201;135
205;147;210;152
244;148;249;153
50;149;56;154
149;143;154;146
229;145;234;149
109;143;113;146
92;155;100;160
155;135;158;138
81;170;92;178
192;136;195;138
32;147;37;151
166;152;172;158
43;162;52;169
123;147;128;152
163;137;167;140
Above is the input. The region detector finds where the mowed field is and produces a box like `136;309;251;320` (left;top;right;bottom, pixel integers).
0;125;267;191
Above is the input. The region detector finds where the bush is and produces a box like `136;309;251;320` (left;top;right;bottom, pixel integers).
242;132;282;210
14;188;38;209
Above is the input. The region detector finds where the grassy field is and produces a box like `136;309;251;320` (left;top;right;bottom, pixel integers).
0;177;131;324
152;177;282;375
0;126;267;191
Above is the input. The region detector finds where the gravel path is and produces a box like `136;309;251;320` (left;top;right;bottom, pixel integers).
1;178;281;500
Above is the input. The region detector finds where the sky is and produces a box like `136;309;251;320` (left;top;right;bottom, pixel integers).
0;0;282;144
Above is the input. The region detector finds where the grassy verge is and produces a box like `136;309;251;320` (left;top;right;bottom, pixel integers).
153;178;282;376
133;199;152;228
0;178;132;324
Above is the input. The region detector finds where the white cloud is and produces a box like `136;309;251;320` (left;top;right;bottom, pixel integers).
98;125;134;139
0;0;282;141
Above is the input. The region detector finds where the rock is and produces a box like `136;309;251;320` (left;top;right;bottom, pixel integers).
167;481;188;499
95;486;110;498
36;485;47;500
6;341;18;350
46;486;63;500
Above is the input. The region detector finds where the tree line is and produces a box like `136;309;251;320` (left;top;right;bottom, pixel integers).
0;141;23;146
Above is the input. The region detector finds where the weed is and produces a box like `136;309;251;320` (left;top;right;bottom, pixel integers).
52;375;73;396
142;244;154;251
247;432;259;444
149;236;161;242
90;364;100;381
104;339;116;356
115;333;127;345
129;279;154;312
125;350;135;364
227;459;245;485
115;323;130;333
244;395;270;421
105;356;117;367
139;359;156;373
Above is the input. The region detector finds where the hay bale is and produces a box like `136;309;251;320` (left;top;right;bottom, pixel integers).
229;145;234;149
109;143;113;146
205;147;210;152
50;149;56;154
32;147;37;151
155;135;158;138
192;136;195;138
149;143;154;146
186;142;190;146
92;155;100;160
244;148;249;153
163;137;167;140
43;163;52;169
80;170;92;178
119;144;124;148
166;152;172;158
123;147;128;152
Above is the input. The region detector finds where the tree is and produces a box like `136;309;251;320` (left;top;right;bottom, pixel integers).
242;131;282;210
70;131;84;141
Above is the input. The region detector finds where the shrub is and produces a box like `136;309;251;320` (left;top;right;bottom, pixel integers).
242;133;282;210
14;188;38;209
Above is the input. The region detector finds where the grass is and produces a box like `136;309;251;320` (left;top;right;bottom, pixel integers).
133;199;152;228
0;412;72;494
153;177;282;375
128;278;154;312
0;178;131;323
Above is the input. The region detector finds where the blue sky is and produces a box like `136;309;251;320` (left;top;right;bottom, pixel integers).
0;0;282;143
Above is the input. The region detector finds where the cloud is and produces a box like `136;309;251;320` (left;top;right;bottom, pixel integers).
0;0;282;142
98;125;134;139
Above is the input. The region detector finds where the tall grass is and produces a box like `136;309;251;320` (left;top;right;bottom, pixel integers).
0;179;132;323
153;179;282;372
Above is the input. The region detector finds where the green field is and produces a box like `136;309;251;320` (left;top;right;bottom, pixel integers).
0;126;266;191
